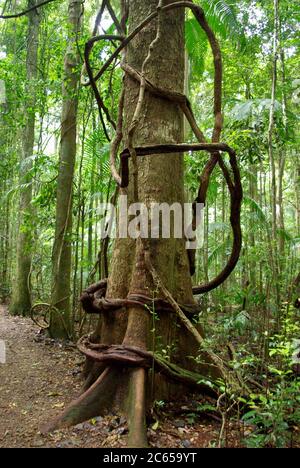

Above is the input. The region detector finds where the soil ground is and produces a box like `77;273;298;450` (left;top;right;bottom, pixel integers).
0;304;250;448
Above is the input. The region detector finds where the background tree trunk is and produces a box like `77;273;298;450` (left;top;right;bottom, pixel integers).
268;0;280;310
49;0;82;338
10;0;40;316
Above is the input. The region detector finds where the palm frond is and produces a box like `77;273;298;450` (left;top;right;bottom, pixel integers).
193;0;246;49
208;221;229;233
208;239;230;267
276;228;293;242
185;17;208;77
243;196;267;224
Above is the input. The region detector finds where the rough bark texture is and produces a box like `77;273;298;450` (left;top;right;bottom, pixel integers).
93;0;205;403
50;0;82;338
10;0;40;316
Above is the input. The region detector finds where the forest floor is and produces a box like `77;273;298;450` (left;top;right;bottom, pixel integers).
0;304;246;448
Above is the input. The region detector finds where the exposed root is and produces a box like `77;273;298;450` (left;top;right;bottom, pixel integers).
41;367;119;433
77;336;219;395
127;368;148;448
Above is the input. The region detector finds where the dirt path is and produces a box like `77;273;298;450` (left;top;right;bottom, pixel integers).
0;304;241;448
0;304;83;447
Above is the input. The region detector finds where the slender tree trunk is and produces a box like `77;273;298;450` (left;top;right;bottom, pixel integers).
50;0;82;338
87;112;97;269
10;0;40;316
0;180;10;301
72;104;89;327
268;0;280;308
246;80;258;289
249;162;258;288
296;162;300;236
278;44;287;259
278;149;285;255
268;0;279;240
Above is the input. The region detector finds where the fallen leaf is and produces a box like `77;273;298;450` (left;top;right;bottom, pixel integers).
52;403;64;409
152;421;159;431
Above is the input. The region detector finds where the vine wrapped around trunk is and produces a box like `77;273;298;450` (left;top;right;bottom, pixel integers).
43;0;249;448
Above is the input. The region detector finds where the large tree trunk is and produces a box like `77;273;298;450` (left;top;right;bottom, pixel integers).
102;0;195;373
10;0;40;316
44;0;233;447
49;0;82;339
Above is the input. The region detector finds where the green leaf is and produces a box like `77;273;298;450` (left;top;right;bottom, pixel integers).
243;196;267;224
152;421;159;431
208;239;230;267
232;99;282;121
194;0;246;48
185;18;208;77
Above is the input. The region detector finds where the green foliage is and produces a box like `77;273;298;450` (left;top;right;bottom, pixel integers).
239;312;300;448
243;196;267;224
194;0;246;48
185;18;208;77
231;98;282;122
